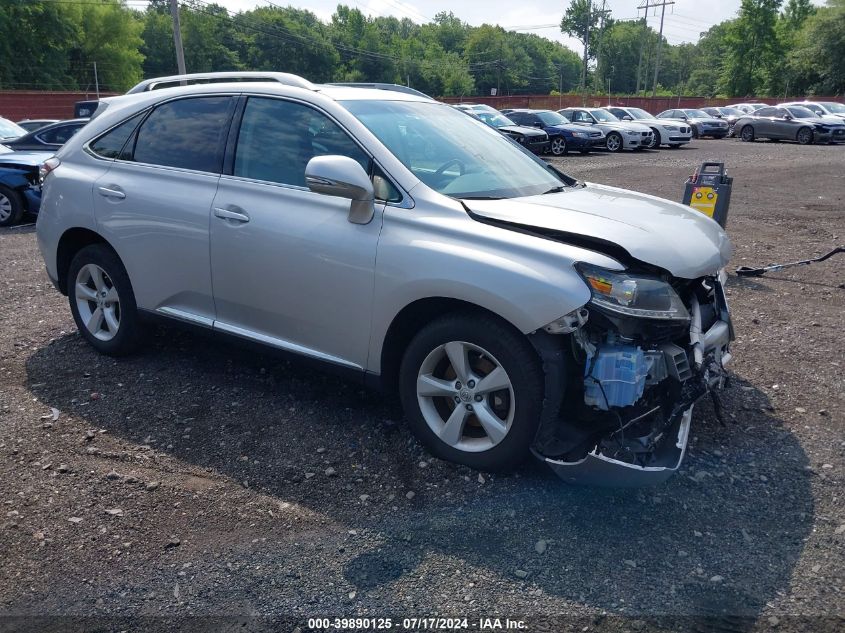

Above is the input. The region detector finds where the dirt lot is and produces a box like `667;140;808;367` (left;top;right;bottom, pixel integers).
0;139;843;633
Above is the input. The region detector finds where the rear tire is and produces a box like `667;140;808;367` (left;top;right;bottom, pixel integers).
67;244;144;356
399;312;543;472
740;125;755;142
0;185;24;227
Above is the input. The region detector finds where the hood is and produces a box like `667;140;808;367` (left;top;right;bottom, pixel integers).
690;117;726;125
498;125;547;137
464;183;732;279
549;123;596;134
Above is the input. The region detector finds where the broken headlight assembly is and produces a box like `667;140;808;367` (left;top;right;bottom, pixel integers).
575;262;689;321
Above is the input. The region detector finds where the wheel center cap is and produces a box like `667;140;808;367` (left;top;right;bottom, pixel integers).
459;389;472;402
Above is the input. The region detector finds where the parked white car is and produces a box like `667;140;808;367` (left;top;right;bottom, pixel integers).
605;106;692;149
779;100;845;123
35;73;733;485
559;107;654;152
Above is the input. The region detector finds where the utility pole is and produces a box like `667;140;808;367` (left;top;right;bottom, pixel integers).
169;0;187;77
637;0;674;98
635;5;649;94
581;1;591;104
93;61;99;98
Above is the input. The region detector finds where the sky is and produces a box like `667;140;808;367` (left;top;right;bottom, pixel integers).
206;0;744;51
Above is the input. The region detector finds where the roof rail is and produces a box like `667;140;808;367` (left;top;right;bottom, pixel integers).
325;82;432;100
126;72;315;94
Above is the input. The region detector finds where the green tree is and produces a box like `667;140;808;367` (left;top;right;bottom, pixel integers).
720;0;783;96
560;0;610;90
789;0;845;94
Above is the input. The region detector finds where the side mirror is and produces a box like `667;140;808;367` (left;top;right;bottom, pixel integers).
533;121;543;128
622;115;633;121
305;155;375;225
783;114;793;120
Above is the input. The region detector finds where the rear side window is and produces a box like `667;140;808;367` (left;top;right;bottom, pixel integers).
130;96;234;173
89;112;145;159
233;97;369;188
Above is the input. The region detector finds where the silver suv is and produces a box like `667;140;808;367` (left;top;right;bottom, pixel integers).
36;74;733;485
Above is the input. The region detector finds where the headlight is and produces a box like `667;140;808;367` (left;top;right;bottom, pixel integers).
575;263;690;321
814;125;828;132
570;131;586;137
626;130;638;135
664;125;678;131
516;135;525;143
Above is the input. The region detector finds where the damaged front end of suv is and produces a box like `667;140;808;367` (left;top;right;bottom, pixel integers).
531;263;733;486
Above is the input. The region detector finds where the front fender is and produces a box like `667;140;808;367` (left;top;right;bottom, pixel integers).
367;204;621;374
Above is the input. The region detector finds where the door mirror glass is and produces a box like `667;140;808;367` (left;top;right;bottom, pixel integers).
622;115;633;121
305;155;375;225
533;121;543;128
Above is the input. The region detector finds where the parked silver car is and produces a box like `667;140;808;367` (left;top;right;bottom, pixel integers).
728;103;768;114
36;74;733;485
779;100;845;123
736;105;845;144
656;109;729;139
605;106;692;148
558;107;654;152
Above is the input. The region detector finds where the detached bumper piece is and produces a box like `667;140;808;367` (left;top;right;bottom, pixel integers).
532;276;733;487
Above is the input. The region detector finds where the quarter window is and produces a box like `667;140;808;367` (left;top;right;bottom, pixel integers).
89;112;145;159
755;107;777;117
130;96;234;173
233;97;369;188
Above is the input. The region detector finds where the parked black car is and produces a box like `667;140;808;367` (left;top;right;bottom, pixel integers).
505;109;606;155
0;151;51;226
701;107;744;137
1;118;88;152
471;110;550;154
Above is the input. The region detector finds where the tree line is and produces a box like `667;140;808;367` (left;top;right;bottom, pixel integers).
0;0;842;97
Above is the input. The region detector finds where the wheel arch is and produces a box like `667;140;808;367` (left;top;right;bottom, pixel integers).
377;297;534;394
55;228;117;295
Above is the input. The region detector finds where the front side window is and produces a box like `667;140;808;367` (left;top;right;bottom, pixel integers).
233;97;369;188
536;111;569;126
343;99;568;200
627;108;653;120
130;96;234;173
89;112;146;159
819;102;845;114
755;107;778;117
787;106;816;119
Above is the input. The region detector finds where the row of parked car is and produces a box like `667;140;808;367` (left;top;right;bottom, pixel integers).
453;100;845;156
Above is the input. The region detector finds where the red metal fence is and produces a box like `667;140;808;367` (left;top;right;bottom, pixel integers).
440;94;842;114
0;91;117;121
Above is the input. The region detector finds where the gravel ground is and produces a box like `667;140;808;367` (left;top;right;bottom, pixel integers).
0;139;843;633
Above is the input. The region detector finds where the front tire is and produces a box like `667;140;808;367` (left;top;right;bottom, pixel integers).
67;244;144;356
0;185;24;227
550;136;567;156
648;128;661;149
740;125;755;142
399;312;543;472
796;127;814;145
605;132;623;153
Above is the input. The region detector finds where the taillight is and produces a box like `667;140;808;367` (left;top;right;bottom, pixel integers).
39;156;61;185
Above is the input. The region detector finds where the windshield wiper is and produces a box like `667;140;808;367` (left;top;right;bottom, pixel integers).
541;186;567;194
457;195;504;200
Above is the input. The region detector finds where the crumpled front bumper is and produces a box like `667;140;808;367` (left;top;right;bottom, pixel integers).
540;407;692;487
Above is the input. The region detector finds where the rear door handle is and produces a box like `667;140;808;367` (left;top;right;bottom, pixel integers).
97;186;125;200
214;207;250;223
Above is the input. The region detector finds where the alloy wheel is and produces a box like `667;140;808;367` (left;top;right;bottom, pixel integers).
0;193;11;223
416;340;515;453
75;263;121;341
797;128;813;145
606;133;622;152
648;129;660;149
741;126;754;142
551;137;566;155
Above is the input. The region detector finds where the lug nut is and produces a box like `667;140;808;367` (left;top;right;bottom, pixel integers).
474;394;483;402
467;380;476;388
454;395;461;402
455;381;462;389
465;404;473;411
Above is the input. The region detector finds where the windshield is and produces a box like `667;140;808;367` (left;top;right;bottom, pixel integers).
720;107;743;116
787;106;817;118
0;118;25;139
626;108;653;120
343;100;567;200
683;109;710;118
536;111;569;126
819;102;845;114
475;112;516;128
590;109;619;122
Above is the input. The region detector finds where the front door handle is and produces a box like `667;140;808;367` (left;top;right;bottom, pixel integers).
97;186;125;200
214;207;250;223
